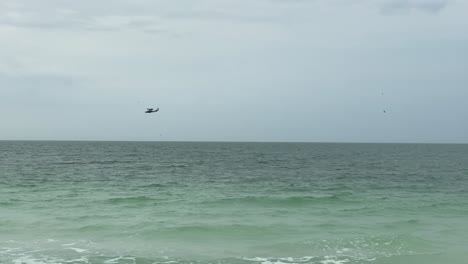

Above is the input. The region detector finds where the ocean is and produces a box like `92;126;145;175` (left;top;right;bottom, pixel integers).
0;141;467;264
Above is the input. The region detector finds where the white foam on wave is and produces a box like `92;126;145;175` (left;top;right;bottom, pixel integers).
104;256;136;263
336;248;351;254
62;256;90;263
12;256;60;264
62;243;77;247
2;239;95;264
242;256;351;264
66;247;88;253
320;256;350;264
11;255;90;264
1;247;21;254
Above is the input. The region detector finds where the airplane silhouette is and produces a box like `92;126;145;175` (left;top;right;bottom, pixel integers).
145;108;159;113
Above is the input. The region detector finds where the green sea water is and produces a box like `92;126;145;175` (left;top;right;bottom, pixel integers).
1;141;467;264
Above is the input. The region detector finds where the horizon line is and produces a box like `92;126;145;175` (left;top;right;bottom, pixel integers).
0;139;467;145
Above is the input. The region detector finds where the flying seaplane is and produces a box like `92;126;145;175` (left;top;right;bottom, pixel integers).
145;108;159;113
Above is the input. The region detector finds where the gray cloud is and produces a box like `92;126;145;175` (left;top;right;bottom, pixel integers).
0;73;80;105
379;0;450;14
0;0;317;32
0;0;454;33
0;8;163;32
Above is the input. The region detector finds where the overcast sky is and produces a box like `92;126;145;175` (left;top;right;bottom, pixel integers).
0;0;467;143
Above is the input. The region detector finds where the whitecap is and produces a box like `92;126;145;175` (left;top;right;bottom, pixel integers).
62;243;77;247
67;247;88;253
13;256;60;264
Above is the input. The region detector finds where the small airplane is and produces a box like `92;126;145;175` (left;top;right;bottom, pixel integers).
145;108;159;113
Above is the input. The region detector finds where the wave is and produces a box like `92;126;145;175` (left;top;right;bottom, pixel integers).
381;219;422;230
0;234;446;264
153;163;190;169
77;224;115;232
204;194;353;207
51;160;136;166
0;220;15;227
137;181;181;188
104;195;158;205
138;183;166;188
140;224;290;240
0;198;22;207
54;214;112;222
1;253;449;264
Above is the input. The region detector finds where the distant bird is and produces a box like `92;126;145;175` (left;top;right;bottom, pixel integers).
383;110;386;113
145;108;159;113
